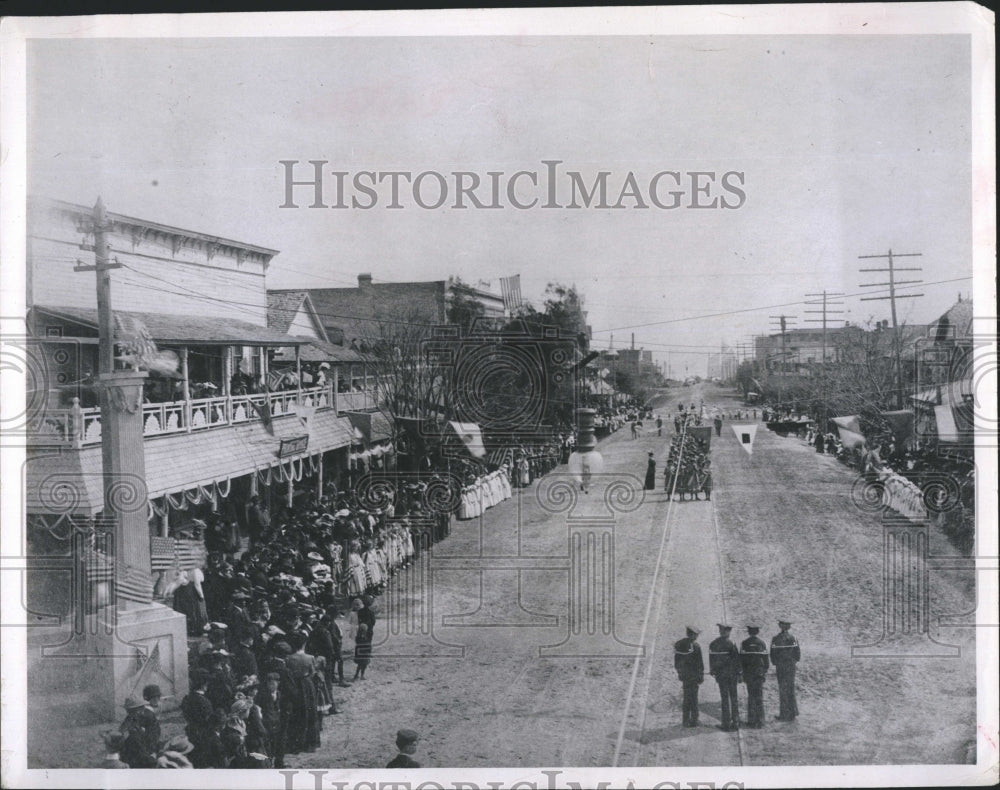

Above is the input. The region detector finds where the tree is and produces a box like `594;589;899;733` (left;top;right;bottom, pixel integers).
446;277;487;336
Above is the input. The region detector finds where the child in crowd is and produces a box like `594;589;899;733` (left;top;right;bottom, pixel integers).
353;622;372;680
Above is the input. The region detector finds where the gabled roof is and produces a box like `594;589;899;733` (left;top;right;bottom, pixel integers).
932;298;974;339
266;290;328;341
33;305;306;346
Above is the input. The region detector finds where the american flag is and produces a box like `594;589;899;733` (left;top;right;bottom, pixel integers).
150;537;207;573
116;563;154;604
267;367;287;391
500;275;522;312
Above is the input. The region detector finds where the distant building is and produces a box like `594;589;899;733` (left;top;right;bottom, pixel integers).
754;325;865;374
275;274;506;351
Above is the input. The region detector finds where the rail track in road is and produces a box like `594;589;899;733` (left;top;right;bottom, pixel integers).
611;392;746;767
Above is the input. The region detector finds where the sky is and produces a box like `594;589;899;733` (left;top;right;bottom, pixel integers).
26;32;974;377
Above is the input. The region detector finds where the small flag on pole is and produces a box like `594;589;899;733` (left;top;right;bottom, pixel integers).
500;274;523;312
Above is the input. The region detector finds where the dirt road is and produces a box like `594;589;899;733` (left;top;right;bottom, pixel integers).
288;384;975;769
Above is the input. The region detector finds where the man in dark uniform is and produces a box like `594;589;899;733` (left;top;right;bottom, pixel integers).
740;624;770;728
673;625;704;727
770;619;801;721
386;729;421;768
708;623;741;731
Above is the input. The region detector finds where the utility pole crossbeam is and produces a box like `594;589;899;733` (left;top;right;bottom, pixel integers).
768;314;797;408
858;250;923;409
804;291;844;430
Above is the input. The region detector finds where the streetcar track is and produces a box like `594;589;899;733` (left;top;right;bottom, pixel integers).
612;398;748;768
711;468;747;767
611;420;689;766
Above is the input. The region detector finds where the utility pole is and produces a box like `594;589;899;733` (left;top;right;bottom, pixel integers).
804;290;844;430
72;198;189;719
768;314;797;409
74;198;121;375
74;198;153;607
859;249;923;409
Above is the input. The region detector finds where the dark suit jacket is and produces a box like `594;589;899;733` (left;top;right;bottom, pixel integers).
386;753;421;768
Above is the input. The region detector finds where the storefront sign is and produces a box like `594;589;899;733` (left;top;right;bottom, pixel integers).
279;435;309;458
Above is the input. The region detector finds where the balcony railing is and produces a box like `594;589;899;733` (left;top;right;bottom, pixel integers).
335;389;378;412
28;383;377;449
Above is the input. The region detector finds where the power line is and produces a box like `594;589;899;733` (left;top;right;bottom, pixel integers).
591;276;967;334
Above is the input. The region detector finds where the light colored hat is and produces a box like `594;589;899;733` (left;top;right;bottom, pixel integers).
164;735;194;755
307;552;324;562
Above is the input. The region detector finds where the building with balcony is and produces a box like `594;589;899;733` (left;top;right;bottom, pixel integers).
24;199;386;596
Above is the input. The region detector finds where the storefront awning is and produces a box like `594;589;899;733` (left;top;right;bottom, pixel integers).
25;410;357;516
832;415;862;434
34;305;307;347
274;337;368;364
448;421;486;458
345;410;393;444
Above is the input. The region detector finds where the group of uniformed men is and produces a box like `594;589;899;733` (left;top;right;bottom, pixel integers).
673;620;800;731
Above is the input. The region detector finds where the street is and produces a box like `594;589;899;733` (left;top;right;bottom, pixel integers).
285;383;976;768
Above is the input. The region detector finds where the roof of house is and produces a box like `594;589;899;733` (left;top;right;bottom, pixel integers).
275;281;448;345
34;305;306;346
267;290;309;334
932;298;974;338
267;291;328;341
272;337;368;364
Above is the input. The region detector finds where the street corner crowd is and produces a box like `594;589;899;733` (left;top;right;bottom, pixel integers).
673;620;801;732
103;430;578;771
109;480;463;770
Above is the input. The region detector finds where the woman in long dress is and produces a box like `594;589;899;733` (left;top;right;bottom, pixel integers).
172;569;209;636
644;453;657;491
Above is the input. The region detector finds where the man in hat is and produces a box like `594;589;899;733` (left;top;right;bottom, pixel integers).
740;624;770;728
206;650;236;712
100;731;130;769
157;734;195;768
770;620;801;721
119;696;158;768
225;587;255;650
256;671;287;768
708;624;741;731
386;729;421;768
232;631;259;680
182;669;216;765
673;626;704;727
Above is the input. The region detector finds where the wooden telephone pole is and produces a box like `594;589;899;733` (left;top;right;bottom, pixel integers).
804;290;844;429
75;198;154;607
859;250;923;409
768;314;797;408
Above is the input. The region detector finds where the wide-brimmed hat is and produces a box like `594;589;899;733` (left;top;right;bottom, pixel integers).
307;552;324;562
164;735;195;755
123;696;145;710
